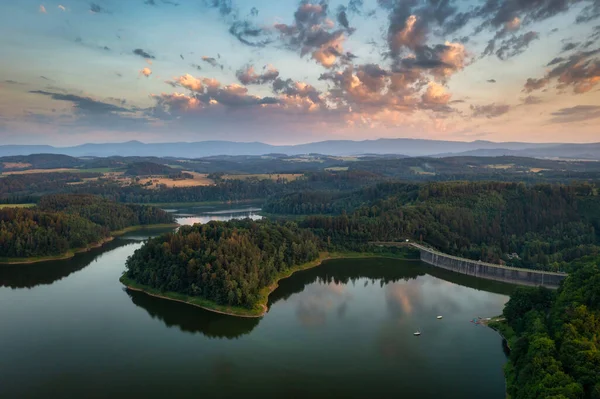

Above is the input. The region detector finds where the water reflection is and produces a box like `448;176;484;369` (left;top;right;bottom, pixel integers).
175;208;262;226
0;239;134;289
125;289;260;339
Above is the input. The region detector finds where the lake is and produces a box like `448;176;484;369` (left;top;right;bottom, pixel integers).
0;205;514;398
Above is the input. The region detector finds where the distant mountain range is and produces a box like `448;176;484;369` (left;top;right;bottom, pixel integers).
0;139;598;160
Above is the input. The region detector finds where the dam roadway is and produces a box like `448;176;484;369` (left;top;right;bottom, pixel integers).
370;241;567;288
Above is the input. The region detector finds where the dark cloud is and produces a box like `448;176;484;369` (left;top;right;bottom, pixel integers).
521;95;542;105
90;3;108;13
191;63;202;71
133;48;155;59
39;76;54;81
229;20;272;47
562;42;578;52
30;90;132;114
205;0;235;17
144;0;156;5
494;31;539;60
470;103;510;118
549;105;600;123
274;2;353;68
202;56;223;69
525;48;600;94
487;79;496;83
576;2;600;23
3;80;23;85
336;6;355;33
250;7;258;17
348;0;364;14
547;57;565;66
523;77;549;92
236;65;279;85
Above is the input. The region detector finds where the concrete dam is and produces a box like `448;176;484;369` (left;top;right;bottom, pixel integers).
372;242;567;288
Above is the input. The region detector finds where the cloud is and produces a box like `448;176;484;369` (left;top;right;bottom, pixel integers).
236;65;279;85
274;3;353;68
202;56;223;69
58;5;66;11
228;20;272;47
549;105;600;123
3;80;23;85
133;49;155;60
562;42;578;52
521;95;542;105
470;103;510;118
421;82;452;107
524;48;600;94
490;31;539;60
30;90;132;114
487;79;496;83
576;2;600;23
523;77;549;92
140;67;152;77
90;3;107;14
39;5;46;13
399;42;468;81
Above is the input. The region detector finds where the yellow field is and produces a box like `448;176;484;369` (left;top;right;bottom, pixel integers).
529;168;548;173
1;168;78;175
409;166;435;175
139;171;213;189
2;162;32;169
325;166;349;171
0;203;35;209
485;164;514;170
222;173;304;181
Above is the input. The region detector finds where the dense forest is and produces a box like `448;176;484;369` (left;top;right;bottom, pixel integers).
38;194;173;231
0;207;107;258
300;182;600;270
124;219;320;308
500;259;600;398
0;195;173;259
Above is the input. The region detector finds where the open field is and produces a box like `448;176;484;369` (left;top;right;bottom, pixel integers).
2;162;32;169
0;203;35;209
222;173;304;181
2;168;79;175
409;166;435;175
485;164;514;169
137;171;213;189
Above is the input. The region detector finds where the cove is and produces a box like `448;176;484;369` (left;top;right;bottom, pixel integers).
0;206;514;399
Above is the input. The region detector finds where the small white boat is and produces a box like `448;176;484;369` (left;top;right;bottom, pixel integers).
437;315;443;319
414;330;421;336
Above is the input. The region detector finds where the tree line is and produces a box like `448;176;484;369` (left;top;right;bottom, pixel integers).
0;194;173;259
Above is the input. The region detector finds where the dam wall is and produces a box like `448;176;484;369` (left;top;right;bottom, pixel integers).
368;241;567;288
418;247;566;288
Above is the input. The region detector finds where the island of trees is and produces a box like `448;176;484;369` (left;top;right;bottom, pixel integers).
0;194;174;262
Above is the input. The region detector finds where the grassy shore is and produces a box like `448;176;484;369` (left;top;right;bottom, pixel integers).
120;249;419;318
110;223;179;237
0;223;179;265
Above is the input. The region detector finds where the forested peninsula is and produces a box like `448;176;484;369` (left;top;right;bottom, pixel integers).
0;194;174;263
123;181;600;316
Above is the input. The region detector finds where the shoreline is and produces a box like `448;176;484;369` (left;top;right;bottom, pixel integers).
0;223;179;265
120;250;420;318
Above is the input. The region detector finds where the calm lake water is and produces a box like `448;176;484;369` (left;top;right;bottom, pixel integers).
0;206;514;399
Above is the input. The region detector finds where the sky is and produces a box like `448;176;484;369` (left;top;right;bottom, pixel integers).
0;0;599;145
